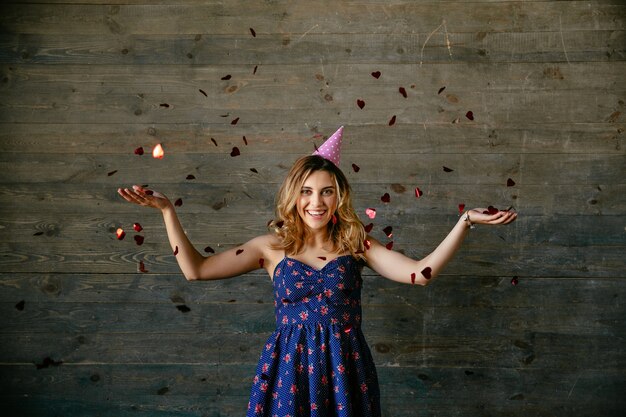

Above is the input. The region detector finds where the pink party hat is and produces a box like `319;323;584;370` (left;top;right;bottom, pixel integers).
313;126;343;166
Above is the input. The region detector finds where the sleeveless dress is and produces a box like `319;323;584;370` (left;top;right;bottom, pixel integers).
246;255;381;417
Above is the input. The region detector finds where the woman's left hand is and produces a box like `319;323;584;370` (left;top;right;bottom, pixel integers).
466;208;517;226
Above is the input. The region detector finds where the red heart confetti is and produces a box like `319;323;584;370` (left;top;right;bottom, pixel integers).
250;27;256;37
318;256;327;260
107;170;118;176
33;231;44;236
438;86;446;94
364;239;371;250
383;226;393;238
385;241;394;250
410;272;417;284
351;163;360;172
134;146;144;155
421;267;432;279
160;103;170;108
243;136;248;145
388;115;396;126
511;276;519;286
144;190;154;196
371;71;381;79
174;246;179;256
458;203;465;214
221;74;232;80
443;166;453;172
343;324;352;333
186;174;196;180
211;138;218;146
253;65;258;74
485;205;499;215
133;223;142;232
176;305;191;313
399;87;407;98
276;220;285;228
507;178;515;187
365;208;376;219
230;147;241;157
236;249;244;255
357;99;365;109
231;117;240;125
250;168;258;173
364;223;374;233
466;111;474;121
139;260;148;273
381;193;390;203
204;246;215;253
134;235;144;245
152;144;164;159
15;300;25;310
116;228;126;240
259;258;265;268
415;187;423;198
174;198;183;207
199;89;207;97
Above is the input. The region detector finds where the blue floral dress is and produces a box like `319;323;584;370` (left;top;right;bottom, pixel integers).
246;255;381;417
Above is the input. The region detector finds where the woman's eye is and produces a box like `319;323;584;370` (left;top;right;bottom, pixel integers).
322;189;334;195
301;189;311;195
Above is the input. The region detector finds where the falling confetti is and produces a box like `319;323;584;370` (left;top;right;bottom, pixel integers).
371;71;381;79
343;324;352;333
259;258;265;268
351;163;360;172
116;228;126;240
15;300;25;310
365;208;376;219
511;276;519;286
107;170;118;177
385;241;394;250
443;166;453;172
507;178;516;187
176;305;191;313
421;267;432;280
438;86;446;94
174;246;179;256
276;220;284;228
139;260;148;273
466;111;474;121
383;226;393;238
211;138;218;146
415;187;423;198
174;198;183;207
144;190;154;196
33;231;44;236
253;65;258;74
186;174;196;180
364;239;371;250
364;223;374;233
133;223;142;232
152;144;164;159
381;193;390;203
388;115;396;126
134;146;144;155
236;249;244;255
231;147;241;157
458;204;466;215
452;117;460;124
399;87;407;98
35;357;63;370
485;205;499;215
250;168;258;173
410;273;416;284
221;74;232;80
134;235;144;246
199;89;207;97
159;103;170;108
204;246;215;253
243;136;248;145
318;257;327;260
357;99;365;109
250;27;256;37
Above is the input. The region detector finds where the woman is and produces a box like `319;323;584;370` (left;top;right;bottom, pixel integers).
117;128;516;416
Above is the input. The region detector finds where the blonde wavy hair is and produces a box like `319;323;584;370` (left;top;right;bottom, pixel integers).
270;155;366;259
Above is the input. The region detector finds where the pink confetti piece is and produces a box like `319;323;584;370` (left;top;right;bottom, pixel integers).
507;178;516;187
381;193;390;203
388;115;396;126
458;203;465;215
116;228;126;240
365;208;376;219
351;163;360;172
415;187;423;198
152;144;164;159
134;146;144;155
230;147;240;157
371;71;381;79
357;99;365;109
511;276;519;286
466;111;474;121
343;324;352;333
399;87;407;98
421;267;432;280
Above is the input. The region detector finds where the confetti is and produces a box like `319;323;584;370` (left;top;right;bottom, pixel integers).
421;267;432;280
351;163;360;172
385;241;394;250
452;117;460;124
116;228;126;240
466;111;474;121
133;223;142;232
230;147;241;157
134;146;144;155
139;260;148;273
152;144;164;159
438;86;446;94
364;239;371;250
250;27;256;37
204;246;215;253
253;65;258;74
33;231;44;236
35;357;63;370
364;223;374;233
383;226;393;238
134;235;144;246
174;246;179;256
176;305;191;313
343;324;352;333
231;117;240;125
250;168;258;173
199;89;207;97
415;187;423;198
174;198;183;207
332;214;337;225
388;115;396;126
410;273;416;284
365;208;376;219
318;257;327;260
236;249;244;255
371;71;381;79
485;205;499;215
186;174;196;180
511;276;519;286
276;220;285;228
381;193;390;203
458;204;466;215
221;74;232;80
159;103;170;108
15;300;25;310
107;170;118;176
259;258;265;268
357;99;365;109
507;178;516;187
144;190;154;196
243;136;248;145
399;87;407;98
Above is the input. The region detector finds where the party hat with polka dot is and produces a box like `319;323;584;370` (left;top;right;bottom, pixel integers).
313;126;343;166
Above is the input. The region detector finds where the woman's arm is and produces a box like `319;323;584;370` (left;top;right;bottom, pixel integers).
365;208;516;286
118;185;272;281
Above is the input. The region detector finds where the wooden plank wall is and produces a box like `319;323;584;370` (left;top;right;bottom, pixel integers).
1;1;624;416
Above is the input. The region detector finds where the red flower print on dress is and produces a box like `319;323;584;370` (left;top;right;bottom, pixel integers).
321;343;327;352
295;281;303;288
320;305;329;315
283;353;291;363
282;315;288;324
361;382;368;393
337;403;344;410
260;382;268;392
321;375;329;385
262;363;269;373
299;311;309;320
290;384;297;394
337;364;345;374
324;288;334;298
311;402;318;410
254;404;263;413
296;343;304;353
297;364;304;374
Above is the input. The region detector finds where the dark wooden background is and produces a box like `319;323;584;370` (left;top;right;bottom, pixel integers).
1;1;624;416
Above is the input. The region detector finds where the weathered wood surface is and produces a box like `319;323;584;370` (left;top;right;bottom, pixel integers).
0;1;624;416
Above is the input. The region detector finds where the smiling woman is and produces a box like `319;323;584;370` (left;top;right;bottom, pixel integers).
117;126;516;417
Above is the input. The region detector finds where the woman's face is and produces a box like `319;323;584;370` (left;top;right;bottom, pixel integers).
296;170;338;231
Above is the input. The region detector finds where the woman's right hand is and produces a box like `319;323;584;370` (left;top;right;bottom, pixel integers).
117;185;173;211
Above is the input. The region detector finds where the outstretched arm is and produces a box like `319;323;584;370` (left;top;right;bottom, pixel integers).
118;185;271;281
365;208;516;286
